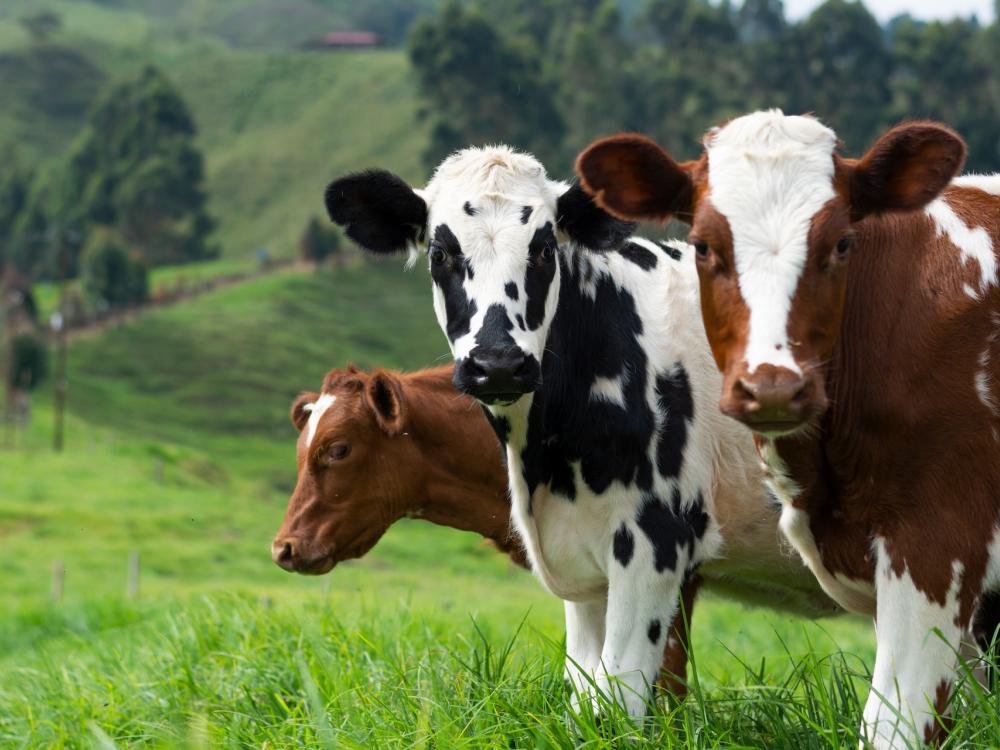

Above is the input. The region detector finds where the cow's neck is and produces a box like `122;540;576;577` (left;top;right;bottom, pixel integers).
400;369;524;567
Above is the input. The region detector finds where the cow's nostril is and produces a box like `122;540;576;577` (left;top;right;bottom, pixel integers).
278;542;293;562
735;376;759;403
466;358;487;378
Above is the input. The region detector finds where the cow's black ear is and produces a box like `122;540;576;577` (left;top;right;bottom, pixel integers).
324;169;428;255
555;181;637;251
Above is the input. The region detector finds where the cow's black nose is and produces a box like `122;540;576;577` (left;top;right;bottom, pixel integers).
453;349;540;404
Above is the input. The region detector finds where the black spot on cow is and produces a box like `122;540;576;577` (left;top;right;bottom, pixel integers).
430;224;477;342
519;252;656;502
473;304;515;352
524;223;558;331
656;240;683;261
555;181;636;250
647;619;662;644
636;488;708;574
482;406;511;448
505;282;519;301
655;365;694;479
618;241;658;271
463;201;477;216
613;524;634;567
516;314;526;330
520;205;533;224
973;590;1000;655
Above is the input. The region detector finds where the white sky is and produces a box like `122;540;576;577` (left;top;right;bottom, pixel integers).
784;0;995;23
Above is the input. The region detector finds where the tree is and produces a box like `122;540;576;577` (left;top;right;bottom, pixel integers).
60;66;216;267
8;333;48;392
80;231;149;309
408;0;566;167
19;11;61;44
0;151;35;271
300;217;342;266
890;17;999;172
786;0;893;152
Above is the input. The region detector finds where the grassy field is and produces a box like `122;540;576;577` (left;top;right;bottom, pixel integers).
7;262;998;748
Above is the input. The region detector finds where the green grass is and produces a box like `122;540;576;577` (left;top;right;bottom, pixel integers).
1;593;996;748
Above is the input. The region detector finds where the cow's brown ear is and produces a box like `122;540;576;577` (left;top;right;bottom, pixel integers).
576;133;698;223
365;371;406;436
291;391;320;432
847;122;966;221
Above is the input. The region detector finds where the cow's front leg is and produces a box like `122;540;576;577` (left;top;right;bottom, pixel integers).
861;539;974;749
564;597;607;707
593;536;686;717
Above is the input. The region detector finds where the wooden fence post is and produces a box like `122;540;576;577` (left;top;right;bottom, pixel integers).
51;560;64;601
127;551;140;600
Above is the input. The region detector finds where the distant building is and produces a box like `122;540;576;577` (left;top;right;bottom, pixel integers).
306;31;379;50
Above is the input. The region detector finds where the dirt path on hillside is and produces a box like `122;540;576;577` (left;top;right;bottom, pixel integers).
64;259;313;343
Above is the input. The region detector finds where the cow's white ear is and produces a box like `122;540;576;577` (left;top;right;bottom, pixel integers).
325;169;428;255
555;180;636;251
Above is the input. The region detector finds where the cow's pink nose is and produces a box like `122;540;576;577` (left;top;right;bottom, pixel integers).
720;364;824;435
271;538;297;571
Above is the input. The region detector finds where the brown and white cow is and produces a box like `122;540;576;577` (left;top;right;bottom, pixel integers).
577;110;1000;747
272;363;838;706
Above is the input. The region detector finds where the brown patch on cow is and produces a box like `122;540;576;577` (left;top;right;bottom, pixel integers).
688;202;747;380
657;574;701;700
924;678;953;745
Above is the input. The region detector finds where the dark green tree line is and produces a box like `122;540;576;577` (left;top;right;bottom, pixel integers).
408;0;1000;172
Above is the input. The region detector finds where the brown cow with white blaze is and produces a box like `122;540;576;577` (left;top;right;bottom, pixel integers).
577;110;1000;748
272;363;837;704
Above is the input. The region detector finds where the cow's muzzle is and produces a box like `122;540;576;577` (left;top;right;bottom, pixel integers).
453;348;541;405
719;363;826;436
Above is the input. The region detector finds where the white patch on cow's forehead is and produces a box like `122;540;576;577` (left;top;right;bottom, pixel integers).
304;393;336;447
424;145;557;210
706;110;838;374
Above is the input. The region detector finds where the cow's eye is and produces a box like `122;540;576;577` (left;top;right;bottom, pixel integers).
325;443;351;463
540;243;556;262
692;240;710;260
429;246;447;265
834;237;853;259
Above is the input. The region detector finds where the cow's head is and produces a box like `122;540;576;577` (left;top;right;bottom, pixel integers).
325;146;633;406
577;111;965;435
272;366;417;574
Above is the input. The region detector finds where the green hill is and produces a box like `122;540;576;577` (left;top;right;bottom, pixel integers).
0;0;430;260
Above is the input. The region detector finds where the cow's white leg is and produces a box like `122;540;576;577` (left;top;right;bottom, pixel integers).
861;544;965;749
564;597;607;705
593;552;684;717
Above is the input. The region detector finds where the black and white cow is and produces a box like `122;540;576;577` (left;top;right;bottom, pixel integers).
325;147;835;715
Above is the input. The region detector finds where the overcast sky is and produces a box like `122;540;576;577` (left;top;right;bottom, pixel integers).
783;0;995;23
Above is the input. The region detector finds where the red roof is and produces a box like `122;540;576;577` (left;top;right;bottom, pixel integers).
323;31;377;46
